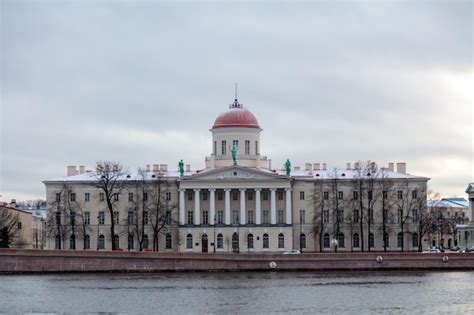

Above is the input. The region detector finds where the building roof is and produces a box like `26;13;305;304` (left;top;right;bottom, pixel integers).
212;104;260;130
427;199;469;209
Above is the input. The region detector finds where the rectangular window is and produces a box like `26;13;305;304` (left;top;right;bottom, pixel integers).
128;211;134;225
70;193;76;202
214;141;217;155
55;212;61;225
278;191;284;200
144;211;149;225
128;193;134;202
397;190;403;200
232;140;238;149
84;212;90;225
383;191;388;200
247;210;254;224
262;210;269;224
187;211;193;225
17;222;22;229
221;140;227;155
412;190;417;199
338;209;344;223
247;191;254;201
299;210;305;224
99;193;105;202
255;141;259;155
217;210;224;224
323;191;329;200
187;191;193;201
323;210;330;223
245;140;250;155
262;191;269;201
300;191;305;200
383;209;388;222
232;191;239;201
397;209;403;223
353;191;359;200
368;191;373;200
85;193;90;202
412;209;418;223
217;191;223;201
114;211;119;224
232;210;239;224
202;191;208;201
277;210;284;224
368;208;373;224
352;209;359;223
202;210;209;225
338;191;343;200
70;211;75;225
98;212;105;225
55;193;61;202
113;193;119;202
165;210;171;225
166;191;172;201
144;192;148;201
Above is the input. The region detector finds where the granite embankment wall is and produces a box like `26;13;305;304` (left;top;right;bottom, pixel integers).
1;249;473;273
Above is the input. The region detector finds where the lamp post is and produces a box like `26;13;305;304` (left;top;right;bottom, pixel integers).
96;215;100;250
299;215;303;253
213;214;216;253
237;218;240;254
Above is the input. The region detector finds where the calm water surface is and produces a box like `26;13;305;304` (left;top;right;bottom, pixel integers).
0;271;473;314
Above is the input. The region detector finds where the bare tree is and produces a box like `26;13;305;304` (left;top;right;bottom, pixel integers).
379;168;396;252
127;168;149;251
328;168;342;252
352;161;367;252
0;206;20;248
414;187;433;252
311;178;327;252
93;161;127;250
365;161;379;252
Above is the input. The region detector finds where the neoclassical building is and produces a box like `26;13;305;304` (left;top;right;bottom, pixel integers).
44;97;430;252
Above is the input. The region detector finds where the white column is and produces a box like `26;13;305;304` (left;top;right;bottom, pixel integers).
255;189;261;225
194;189;200;225
270;188;277;225
285;188;292;225
240;189;246;225
209;189;216;225
179;189;185;225
224;189;231;225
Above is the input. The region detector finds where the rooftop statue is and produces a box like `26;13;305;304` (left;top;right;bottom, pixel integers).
178;159;184;176
231;145;238;166
285;159;291;176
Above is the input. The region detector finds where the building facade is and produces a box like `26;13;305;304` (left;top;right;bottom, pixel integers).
44;98;430;252
457;183;474;249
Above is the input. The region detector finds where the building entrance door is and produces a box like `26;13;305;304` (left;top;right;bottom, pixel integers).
202;234;208;253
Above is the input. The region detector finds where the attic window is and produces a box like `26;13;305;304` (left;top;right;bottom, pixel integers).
316;173;320;177
101;175;105;179
126;175;131;178
151;175;156;178
367;172;371;176
341;173;346;177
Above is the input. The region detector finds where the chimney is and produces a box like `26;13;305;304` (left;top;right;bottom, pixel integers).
146;165;151;172
186;164;191;172
268;159;272;170
322;163;327;171
313;163;320;171
153;164;159;172
305;163;312;171
294;166;300;171
346;163;351;170
79;166;85;174
161;164;168;172
9;199;17;208
67;166;77;176
354;162;360;170
396;162;406;174
388;163;394;172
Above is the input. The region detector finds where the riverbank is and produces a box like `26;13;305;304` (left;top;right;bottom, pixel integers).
1;249;473;273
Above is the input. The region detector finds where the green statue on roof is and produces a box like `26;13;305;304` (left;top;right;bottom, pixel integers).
231;145;238;166
285;159;291;176
178;159;184;176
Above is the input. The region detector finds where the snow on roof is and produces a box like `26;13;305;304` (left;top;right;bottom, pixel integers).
275;168;427;180
428;199;469;209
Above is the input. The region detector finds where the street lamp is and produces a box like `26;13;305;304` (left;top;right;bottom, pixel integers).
213;214;216;253
299;215;303;253
237;218;240;253
96;215;100;250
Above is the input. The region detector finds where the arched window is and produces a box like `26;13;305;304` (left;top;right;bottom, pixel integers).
55;235;61;249
143;235;149;249
323;233;330;248
263;233;269;249
338;233;345;248
114;235;120;249
128;234;134;250
186;234;193;249
412;233;419;248
84;235;90;250
247;234;254;249
300;233;306;249
397;232;403;248
98;235;105;250
165;233;172;249
369;233;374;248
232;232;239;251
217;234;223;249
278;233;285;249
384;232;390;248
353;233;360;248
69;235;76;250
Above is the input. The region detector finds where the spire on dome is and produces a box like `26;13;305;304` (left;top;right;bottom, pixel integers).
229;83;243;108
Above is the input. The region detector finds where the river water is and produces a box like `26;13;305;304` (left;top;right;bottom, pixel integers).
0;271;473;314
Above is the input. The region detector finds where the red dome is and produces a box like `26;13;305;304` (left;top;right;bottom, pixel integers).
212;106;261;129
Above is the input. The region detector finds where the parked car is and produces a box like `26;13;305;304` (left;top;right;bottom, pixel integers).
449;246;461;252
423;248;441;253
462;246;474;253
283;249;301;255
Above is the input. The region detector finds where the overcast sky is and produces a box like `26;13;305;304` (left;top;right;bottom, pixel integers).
1;1;473;202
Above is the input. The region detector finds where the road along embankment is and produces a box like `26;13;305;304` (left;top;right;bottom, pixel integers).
1;249;473;273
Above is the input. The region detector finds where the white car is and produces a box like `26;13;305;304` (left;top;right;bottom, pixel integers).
283;249;301;255
423;248;441;253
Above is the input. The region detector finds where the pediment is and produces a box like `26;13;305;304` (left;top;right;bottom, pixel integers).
182;166;288;182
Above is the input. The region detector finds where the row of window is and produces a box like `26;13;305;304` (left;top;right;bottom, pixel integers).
57;192;173;203
186;190;289;201
215;140;259;156
322;232;420;248
320;209;419;224
55;210;172;226
56;234;173;250
185;232;291;249
185;209;290;225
